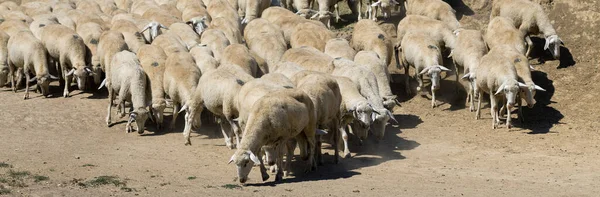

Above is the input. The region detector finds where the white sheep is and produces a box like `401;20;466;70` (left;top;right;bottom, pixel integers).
354;50;397;110
491;0;562;59
2;10;32;24
96;31;129;86
243;18;287;71
29;14;59;40
351;19;393;67
451;29;488;112
229;88;317;183
189;44;219;74
184;17;209;37
240;0;270;24
0;20;31;37
261;7;326;45
210;17;243;44
140;21;169;43
166;22;201;49
200;29;231;62
290;21;335;52
281;46;335;73
270;61;305;79
141;7;181;28
207;0;240;22
369;0;400;21
324;38;357;60
404;0;460;31
76;21;105;79
101;50;151;134
395;15;456;52
221;44;260;77
137;45;168;130
150;32;188;56
111;19;148;53
484;17;527;56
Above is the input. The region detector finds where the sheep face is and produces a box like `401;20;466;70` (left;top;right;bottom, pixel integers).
131;108;149;134
419;65;451;92
371;109;391;141
151;102;166;128
229;150;261;183
520;83;546;108
187;17;208;36
141;21;168;43
70;67;92;90
36;75;52;97
350;120;370;143
545;35;562;59
352;101;375;126
382;96;398;110
495;80;527;111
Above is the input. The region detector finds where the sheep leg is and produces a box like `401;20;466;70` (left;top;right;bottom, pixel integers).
525;35;533;58
416;73;424;94
23;72;30;100
285;140;296;177
357;0;362;20
275;143;285;181
404;63;411;94
316;134;323;166
219;120;235;149
490;94;498;129
340;127;350;158
8;62;16;92
476;90;482;120
257;151;270;181
431;88;437;108
183;110;194;145
518;95;525;123
332;120;339;164
334;4;341;23
106;88;114;126
170;103;179;131
506;102;512;129
229;119;241;147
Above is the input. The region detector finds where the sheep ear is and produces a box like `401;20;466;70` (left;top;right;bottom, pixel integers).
316;129;328;135
371;112;377;122
248;151;261;164
186;20;193;25
98;78;107;90
447;50;453;58
518;82;528;88
544;38;550;50
178;104;188;114
437;65;452;72
461;73;471;80
159;24;168;29
529;65;535;71
140;25;150;33
28;76;37;83
228;154;235;164
66;68;75;76
49;74;59;80
418;67;430;75
494;84;505;95
84;67;92;73
386;110;397;123
310;13;319;19
391;0;400;5
371;1;381;7
534;84;546;91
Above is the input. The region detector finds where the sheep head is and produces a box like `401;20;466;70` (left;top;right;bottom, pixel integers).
130;108;149;134
520;82;546;108
419;65;451;91
229;150;261;184
495;79;528;111
66;67;93;91
151;101;167;129
371;108;395;142
310;11;334;29
186;17;208;36
141;21;168;43
30;74;58;97
544;34;562;59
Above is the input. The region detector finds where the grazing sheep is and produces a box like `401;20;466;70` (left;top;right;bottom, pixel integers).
270;61;305;79
2;10;32;24
331;58;396;141
210;17;243;44
491;0;562;59
282;46;335;73
290;22;335;52
167;23;201;49
150;32;188;56
40;24;92;97
141;7;181;27
291;70;342;164
76;22;105;75
352;19;393;67
54;13;77;30
354;51;397;110
399;32;451;108
184;64;254;147
324;38;356;60
162;52;202;141
229;88;317;183
240;0;270;24
137;45;168;129
29;14;60;40
111;19;148;53
0;19;31;37
96;31;129;85
485;17;527;56
451;29;488;112
207;0;239;22
471;46;527;129
159;3;182;20
200;29;231;62
404;0;460;31
395;15;456;52
261;7;326;45
221;44;259;77
7;31;56;99
243;18;286;73
0;1;20;13
189;44;219;73
369;0;400;21
0;31;8;87
102;50;151;134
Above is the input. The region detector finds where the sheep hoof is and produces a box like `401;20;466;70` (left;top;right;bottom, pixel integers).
469;107;475;112
138;129;144;134
343;151;351;158
507;124;512;129
261;173;270;181
23;94;29;100
126;126;133;133
185;139;191;146
275;174;283;182
63;92;69;98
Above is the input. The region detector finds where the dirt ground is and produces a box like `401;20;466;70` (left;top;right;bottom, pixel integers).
1;0;599;196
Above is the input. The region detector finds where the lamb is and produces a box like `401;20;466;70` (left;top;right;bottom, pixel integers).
484;17;527;56
290;22;335;52
229;88;317;183
240;0;270;24
354;51;397;110
471;46;527;129
210;17;243;44
351;19;394;67
324;38;357;60
404;0;460;31
137;45;168;129
7;31;57;99
189;44;219;73
162;52;202;142
166;23;201;49
491;0;562;59
183;64;254;147
150;32;188;56
290;70;342;164
243;18;286;73
40;24;93;97
200;29;231;62
395;15;456;52
331;58;396;141
111;19;147;53
96;31;129;85
221;44;259;77
0;31;8;87
451;29;488;112
102;50;151;134
281;46;335;73
399;32;451;108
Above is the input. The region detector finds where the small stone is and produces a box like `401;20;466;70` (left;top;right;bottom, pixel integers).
75;156;80;159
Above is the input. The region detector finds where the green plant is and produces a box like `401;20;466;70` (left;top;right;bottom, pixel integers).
0;162;11;168
187;176;196;180
81;164;96;167
8;170;30;179
82;176;126;187
33;175;49;182
221;184;242;189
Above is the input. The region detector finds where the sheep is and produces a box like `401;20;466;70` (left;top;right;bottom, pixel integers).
181;4;211;25
141;7;181;27
54;13;76;30
368;0;400;21
76;22;105;75
75;0;104;15
183;63;254;147
166;23;201;49
403;0;460;31
491;0;562;59
210;17;243;44
240;0;270;24
162;52;202;141
281;46;335;73
115;0;133;11
221;44;260;77
97;0;119;14
2;10;32;24
40;24;93;97
176;0;206;12
331;58;396;141
471;46;527;129
351;19;393;67
206;0;239;22
451;29;488;112
102;50;151;133
243;18;286;73
354;51;397;110
200;29;230;62
399;32;451;108
308;0;344;29
183;16;209;37
111;19;147;53
290;22;335;51
21;1;52;17
324;38;356;60
229;88;317;183
131;0;160;17
0;19;31;37
333;76;375;157
189;44;219;73
52;2;75;14
158;3;182;20
7;31;57;99
67;9;107;29
290;70;342;164
261;7;327;45
484;17;527;56
139;21;169;43
0;1;20;13
0;31;9;87
395;15;456;52
150;32;188;56
137;45;168;129
29;14;60;40
96;31;129;85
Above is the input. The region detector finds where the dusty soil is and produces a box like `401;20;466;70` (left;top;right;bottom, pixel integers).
1;0;599;196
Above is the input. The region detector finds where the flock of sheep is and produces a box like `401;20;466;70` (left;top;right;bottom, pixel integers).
0;0;561;184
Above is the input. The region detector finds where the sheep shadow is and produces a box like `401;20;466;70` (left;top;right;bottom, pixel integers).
528;37;576;69
390;68;468;110
140;109;224;139
445;0;476;20
512;71;564;134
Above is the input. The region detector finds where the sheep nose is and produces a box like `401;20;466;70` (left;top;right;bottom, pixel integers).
239;177;247;183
